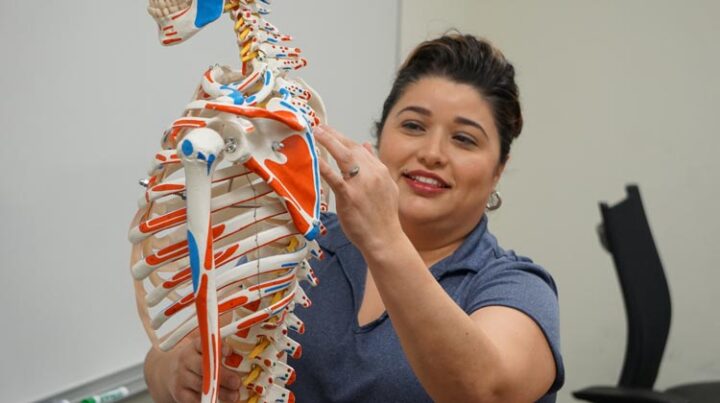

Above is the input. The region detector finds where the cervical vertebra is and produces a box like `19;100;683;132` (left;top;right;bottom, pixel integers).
130;1;327;402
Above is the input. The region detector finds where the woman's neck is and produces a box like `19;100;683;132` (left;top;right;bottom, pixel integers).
400;217;471;268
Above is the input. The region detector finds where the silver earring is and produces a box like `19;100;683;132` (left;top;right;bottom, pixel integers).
486;190;502;211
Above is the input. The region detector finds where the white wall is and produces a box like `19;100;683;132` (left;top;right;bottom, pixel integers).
400;0;720;401
0;1;398;401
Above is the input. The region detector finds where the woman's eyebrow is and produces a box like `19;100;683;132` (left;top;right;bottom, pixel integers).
396;106;489;140
455;116;488;140
396;105;431;117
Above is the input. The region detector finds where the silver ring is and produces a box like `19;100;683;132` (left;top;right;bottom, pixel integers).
344;165;360;179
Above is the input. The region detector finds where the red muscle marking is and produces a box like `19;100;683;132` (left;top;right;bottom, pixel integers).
204;68;215;83
248;275;291;292
237;312;270;331
214;244;240;267
244;135;317;235
163;38;182;45
287;370;297;386
168;127;183;144
164;293;194;316
204;224;214;269
218;295;249;313
196;275;212;395
140;208;187;233
244;300;262;312
148;224;224;267
171;7;190;20
235;328;251;338
204;103;304;131
292;345;302;359
161;231;293;290
174;118;207;128
263;134;317;228
151;183;185;192
146;243;186;268
211;335;217;381
225;352;243;368
237;72;259;91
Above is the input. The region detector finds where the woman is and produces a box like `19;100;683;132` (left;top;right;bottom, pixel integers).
145;34;564;403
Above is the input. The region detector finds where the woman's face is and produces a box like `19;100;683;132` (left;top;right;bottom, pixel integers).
378;76;505;231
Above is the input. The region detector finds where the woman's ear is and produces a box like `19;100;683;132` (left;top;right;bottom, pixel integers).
492;157;508;187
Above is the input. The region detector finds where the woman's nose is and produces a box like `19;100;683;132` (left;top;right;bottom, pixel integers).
416;132;447;168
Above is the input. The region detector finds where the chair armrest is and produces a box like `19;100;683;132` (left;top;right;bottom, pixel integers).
573;385;689;403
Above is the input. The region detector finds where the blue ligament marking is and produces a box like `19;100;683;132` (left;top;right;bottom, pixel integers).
279;88;289;97
280;101;297;112
276;53;286;58
207;154;215;175
246;95;256;104
305;225;319;241
264;71;271;86
281;262;297;268
268;37;277;43
197;152;206;161
187;231;201;293
266;284;289;294
235;255;249;266
305;128;322;238
181;140;194;156
220;85;245;105
194;0;224;28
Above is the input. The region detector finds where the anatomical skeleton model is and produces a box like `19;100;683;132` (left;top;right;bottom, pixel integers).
129;1;328;402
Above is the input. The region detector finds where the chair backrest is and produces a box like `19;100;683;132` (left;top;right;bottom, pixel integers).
599;185;672;389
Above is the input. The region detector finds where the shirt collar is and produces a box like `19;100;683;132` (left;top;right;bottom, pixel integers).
429;214;495;277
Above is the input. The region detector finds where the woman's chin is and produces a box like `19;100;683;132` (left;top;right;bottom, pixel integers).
398;201;445;227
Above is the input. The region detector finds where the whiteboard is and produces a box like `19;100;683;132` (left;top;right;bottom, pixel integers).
0;1;398;401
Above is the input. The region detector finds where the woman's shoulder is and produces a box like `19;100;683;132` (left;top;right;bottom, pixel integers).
458;222;565;394
484;244;558;295
444;217;557;292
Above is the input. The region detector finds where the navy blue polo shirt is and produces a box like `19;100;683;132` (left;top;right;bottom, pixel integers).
290;213;564;402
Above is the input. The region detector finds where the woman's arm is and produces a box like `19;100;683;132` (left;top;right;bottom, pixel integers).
366;235;556;402
314;125;557;402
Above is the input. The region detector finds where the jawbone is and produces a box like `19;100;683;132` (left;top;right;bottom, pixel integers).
147;0;226;45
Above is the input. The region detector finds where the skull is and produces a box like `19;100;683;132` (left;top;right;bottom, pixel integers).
147;0;226;45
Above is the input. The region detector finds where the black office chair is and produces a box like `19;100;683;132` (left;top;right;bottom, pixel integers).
573;185;720;403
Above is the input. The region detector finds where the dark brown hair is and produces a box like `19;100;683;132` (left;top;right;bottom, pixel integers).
375;33;523;163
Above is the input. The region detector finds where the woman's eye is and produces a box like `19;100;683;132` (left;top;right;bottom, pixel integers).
453;133;478;147
401;121;424;132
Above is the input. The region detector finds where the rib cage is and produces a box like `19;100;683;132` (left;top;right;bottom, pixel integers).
130;1;328;402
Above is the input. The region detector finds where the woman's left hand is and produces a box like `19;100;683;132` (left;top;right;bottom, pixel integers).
313;125;403;253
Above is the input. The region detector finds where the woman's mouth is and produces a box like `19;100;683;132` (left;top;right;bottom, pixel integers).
401;170;450;195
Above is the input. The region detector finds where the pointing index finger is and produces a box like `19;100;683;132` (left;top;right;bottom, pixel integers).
317;124;356;148
314;125;353;168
